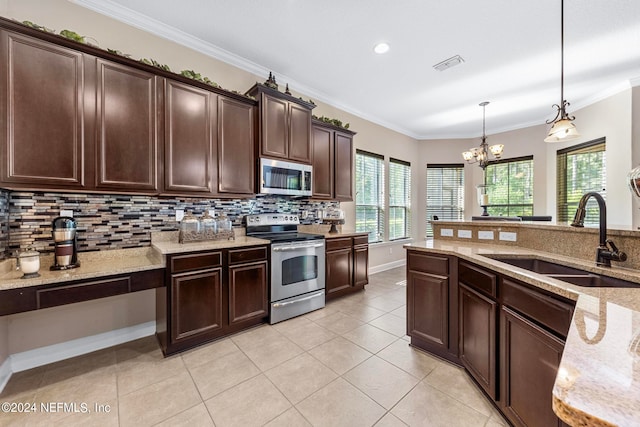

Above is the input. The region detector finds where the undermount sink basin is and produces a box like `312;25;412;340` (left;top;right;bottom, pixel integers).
483;256;640;289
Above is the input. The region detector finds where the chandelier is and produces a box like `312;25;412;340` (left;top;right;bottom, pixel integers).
462;102;503;169
544;0;580;142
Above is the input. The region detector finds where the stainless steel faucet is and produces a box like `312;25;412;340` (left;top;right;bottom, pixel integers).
570;191;627;267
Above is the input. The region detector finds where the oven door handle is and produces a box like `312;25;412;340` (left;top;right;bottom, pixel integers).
272;291;325;308
272;242;324;251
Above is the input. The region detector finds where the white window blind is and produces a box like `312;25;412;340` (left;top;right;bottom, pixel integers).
485;156;534;217
356;150;385;243
557;138;606;225
389;158;411;240
426;164;464;238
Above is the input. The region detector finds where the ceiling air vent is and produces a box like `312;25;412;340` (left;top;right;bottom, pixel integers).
433;55;465;71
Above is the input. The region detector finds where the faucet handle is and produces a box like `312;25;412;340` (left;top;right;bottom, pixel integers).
605;239;627;262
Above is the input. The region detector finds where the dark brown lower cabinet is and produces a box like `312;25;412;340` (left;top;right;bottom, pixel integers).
158;245;269;355
406;251;576;426
325;235;369;300
406;250;458;362
170;268;223;342
228;260;268;325
459;284;497;400
500;307;568;427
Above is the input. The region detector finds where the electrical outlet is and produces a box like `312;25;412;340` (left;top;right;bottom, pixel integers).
440;228;454;237
208;209;216;217
389;247;393;254
499;231;517;242
60;209;73;218
458;229;472;239
478;231;494;240
175;209;185;222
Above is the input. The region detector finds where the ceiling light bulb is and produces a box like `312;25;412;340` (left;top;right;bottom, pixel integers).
462;151;474;161
373;43;390;54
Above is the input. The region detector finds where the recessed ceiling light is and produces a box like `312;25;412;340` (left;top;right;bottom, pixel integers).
374;42;390;54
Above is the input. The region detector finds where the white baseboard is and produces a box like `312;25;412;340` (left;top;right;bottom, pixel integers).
0;356;11;393
369;259;406;275
9;321;156;374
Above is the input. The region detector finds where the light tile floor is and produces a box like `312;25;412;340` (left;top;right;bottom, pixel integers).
0;267;509;427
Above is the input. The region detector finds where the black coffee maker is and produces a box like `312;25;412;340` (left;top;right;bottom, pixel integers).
51;216;80;270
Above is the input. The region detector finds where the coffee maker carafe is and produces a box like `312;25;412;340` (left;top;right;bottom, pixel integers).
51;216;80;270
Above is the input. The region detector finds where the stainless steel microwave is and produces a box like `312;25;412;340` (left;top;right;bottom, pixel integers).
260;158;312;196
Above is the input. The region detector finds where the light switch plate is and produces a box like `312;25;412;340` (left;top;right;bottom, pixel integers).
458;229;472;239
175;209;185;222
499;231;517;242
440;228;454;237
478;231;494;240
60;209;73;218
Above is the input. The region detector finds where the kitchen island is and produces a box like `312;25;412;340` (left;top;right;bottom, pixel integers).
405;238;640;427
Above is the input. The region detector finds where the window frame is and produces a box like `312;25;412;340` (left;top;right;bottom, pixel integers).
355;149;385;243
388;158;411;241
484;155;534;217
556;138;606;225
426;163;465;238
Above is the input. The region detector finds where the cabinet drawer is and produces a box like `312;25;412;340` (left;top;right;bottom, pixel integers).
170;251;222;273
459;261;496;298
408;252;449;276
353;235;368;246
326;237;352;251
228;246;268;265
501;278;574;338
37;276;130;309
0;287;37;315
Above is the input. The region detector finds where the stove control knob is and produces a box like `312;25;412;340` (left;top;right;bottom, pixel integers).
293;216;298;221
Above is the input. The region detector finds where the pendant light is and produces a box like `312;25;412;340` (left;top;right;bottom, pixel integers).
462;102;504;169
545;0;580;143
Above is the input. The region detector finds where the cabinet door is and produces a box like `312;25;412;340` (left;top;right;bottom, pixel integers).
164;79;213;194
326;248;353;295
407;270;448;349
334;132;353;201
171;268;223;343
311;125;334;199
228;261;268;325
261;94;288;159
501;307;566;427
0;31;86;188
96;59;158;191
353;245;369;287
218;96;255;194
459;284;497;399
288;103;311;163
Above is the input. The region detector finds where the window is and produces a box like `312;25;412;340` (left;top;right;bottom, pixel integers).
355;150;384;243
485;156;534;217
426;164;464;237
389;158;411;240
557;138;606;225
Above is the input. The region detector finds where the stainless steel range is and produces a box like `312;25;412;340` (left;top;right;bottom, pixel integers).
245;213;325;324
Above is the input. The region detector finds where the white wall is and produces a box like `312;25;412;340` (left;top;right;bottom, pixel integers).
631;87;640;229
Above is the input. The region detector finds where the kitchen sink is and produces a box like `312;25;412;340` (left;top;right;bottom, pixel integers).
483;256;640;288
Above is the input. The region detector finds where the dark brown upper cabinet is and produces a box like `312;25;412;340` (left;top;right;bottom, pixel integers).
163;79;215;195
0;18;258;198
311;120;356;201
95;59;159;192
217;97;255;195
0;30;88;190
247;83;315;164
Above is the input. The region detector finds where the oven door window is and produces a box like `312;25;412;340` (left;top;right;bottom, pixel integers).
282;255;318;286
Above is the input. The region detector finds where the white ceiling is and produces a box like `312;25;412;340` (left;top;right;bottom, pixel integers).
74;0;640;139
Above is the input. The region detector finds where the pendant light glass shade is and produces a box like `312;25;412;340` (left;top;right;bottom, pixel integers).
544;117;580;142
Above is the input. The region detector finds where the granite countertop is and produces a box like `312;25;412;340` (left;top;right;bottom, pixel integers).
0;247;165;291
151;236;270;255
404;240;640;427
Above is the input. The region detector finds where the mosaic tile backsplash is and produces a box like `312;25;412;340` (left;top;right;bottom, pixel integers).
0;191;338;258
